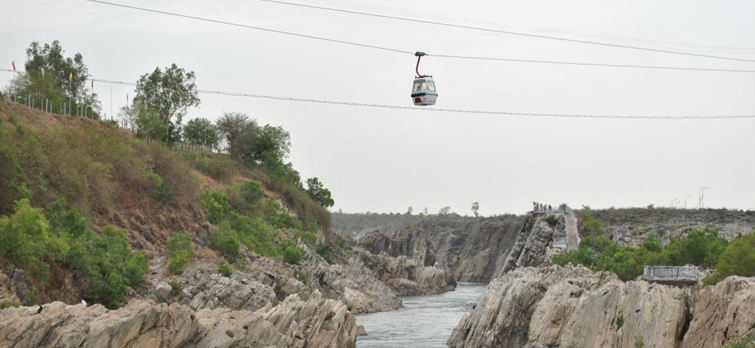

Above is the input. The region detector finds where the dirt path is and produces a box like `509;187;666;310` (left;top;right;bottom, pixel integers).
565;210;580;251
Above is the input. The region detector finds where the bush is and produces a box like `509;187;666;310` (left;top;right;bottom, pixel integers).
580;212;604;236
211;224;240;261
0;199;68;283
705;234;755;285
200;191;232;224
226;213;280;257
167;232;194;275
217;261;232;277
272;212;303;230
69;226;149;309
544;215;559;227
293;230;317;246
316;243;333;263
724;332;755;348
616;314;624;330
281;239;303;265
169;279;183;296
183;152;235;182
240;181;265;204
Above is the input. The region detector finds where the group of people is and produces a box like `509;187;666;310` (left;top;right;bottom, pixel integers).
533;202;552;212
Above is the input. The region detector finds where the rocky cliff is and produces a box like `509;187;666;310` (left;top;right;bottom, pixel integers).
448;266;755;348
0;290;356;348
360;215;527;283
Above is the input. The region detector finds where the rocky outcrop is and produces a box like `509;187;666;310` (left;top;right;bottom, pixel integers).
683;277;755;348
0;290;357;348
362;252;456;296
448;266;755;348
361;215;525;283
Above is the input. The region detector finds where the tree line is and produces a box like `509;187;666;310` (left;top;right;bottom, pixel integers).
3;40;334;209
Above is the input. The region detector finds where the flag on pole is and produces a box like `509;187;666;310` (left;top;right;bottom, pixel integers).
11;60;16;71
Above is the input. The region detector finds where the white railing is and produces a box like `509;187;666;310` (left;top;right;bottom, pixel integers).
642;265;698;283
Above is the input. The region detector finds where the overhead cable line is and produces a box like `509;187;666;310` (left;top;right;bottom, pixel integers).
2;70;752;120
84;0;755;74
253;0;755;63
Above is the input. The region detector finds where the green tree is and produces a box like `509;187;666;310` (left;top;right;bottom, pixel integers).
216;112;251;157
183;118;220;148
471;202;480;217
439;206;451;215
706;234;755;284
406;207;413;215
118;103;168;141
4;40;101;117
254;125;291;165
305;177;335;208
133;64;200;142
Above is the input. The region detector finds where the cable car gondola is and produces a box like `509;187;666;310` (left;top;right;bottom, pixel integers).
411;52;437;106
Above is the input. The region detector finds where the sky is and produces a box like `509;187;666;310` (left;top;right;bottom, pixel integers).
1;0;754;215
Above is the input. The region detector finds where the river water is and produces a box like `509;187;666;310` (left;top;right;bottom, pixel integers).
356;283;488;348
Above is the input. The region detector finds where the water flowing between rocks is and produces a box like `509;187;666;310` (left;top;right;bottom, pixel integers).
356;282;488;348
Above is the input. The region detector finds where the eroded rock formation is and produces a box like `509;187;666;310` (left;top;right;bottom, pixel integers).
0;290;356;348
448;266;755;348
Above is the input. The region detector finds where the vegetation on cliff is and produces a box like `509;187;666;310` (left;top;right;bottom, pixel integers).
553;212;755;283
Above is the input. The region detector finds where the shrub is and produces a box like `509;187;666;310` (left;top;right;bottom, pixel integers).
0;300;20;310
217;261;232;277
544;215;559;227
296;271;307;284
69;226;149;309
616;314;624;330
200;191;232;224
336;236;346;249
580;212;604;236
281;239;303;265
169;279;183;296
724;332;755;348
240;181;265;204
293;230;317;246
0;199;68;283
226;213;280;257
272;212;303;230
316;243;333;263
167;232;194;275
211;224;240;261
705;234;755;285
183;152;235;182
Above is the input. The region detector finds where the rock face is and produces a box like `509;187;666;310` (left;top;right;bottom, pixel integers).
357;250;456;296
361;215;526;283
448;266;755;348
0;290;356;348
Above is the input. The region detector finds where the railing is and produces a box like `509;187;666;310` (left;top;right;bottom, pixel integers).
552;237;567;250
642;265;698;283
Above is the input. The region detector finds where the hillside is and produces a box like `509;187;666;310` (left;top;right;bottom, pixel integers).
0;100;404;319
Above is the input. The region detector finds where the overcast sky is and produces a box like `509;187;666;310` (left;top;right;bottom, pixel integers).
2;0;754;215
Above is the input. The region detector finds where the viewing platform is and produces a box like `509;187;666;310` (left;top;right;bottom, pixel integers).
642;266;698;285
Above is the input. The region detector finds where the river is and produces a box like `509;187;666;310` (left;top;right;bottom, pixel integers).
356;283;488;348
